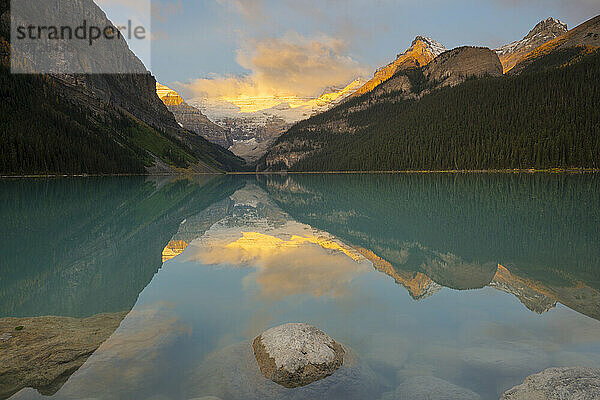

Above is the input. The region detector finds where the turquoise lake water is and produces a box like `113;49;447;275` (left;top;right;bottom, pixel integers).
1;174;599;400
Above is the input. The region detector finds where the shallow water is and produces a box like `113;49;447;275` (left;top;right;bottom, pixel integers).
1;174;599;400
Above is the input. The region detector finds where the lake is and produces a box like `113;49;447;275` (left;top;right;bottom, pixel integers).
1;174;599;400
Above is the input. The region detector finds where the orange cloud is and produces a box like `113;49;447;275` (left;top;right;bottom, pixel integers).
187;231;370;301
177;32;368;107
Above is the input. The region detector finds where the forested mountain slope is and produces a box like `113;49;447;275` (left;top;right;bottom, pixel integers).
258;46;599;172
0;0;244;175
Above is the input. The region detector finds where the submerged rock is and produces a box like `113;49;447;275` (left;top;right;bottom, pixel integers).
253;323;345;388
460;346;550;377
187;339;377;400
0;312;127;399
501;367;600;400
380;376;481;400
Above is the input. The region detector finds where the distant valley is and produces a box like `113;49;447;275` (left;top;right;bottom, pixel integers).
156;79;365;162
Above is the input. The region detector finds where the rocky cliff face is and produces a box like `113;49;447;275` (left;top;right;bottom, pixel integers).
156;83;233;149
1;0;242;173
496;18;568;73
9;0;180;132
510;15;600;74
0;313;127;399
191;79;365;163
423;46;503;87
352;36;446;97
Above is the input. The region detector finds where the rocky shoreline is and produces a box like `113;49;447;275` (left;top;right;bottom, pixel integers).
0;312;126;399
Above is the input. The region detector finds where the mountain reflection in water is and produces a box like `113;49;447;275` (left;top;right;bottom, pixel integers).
0;176;243;399
2;174;599;400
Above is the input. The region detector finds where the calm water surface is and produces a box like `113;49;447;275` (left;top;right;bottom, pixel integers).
1;174;599;400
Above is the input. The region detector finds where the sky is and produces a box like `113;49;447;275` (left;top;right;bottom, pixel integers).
99;0;600;102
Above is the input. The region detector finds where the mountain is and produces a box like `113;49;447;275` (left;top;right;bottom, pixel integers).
259;46;505;170
495;17;568;73
0;175;243;397
191;97;291;163
156;83;233;149
356;247;441;300
258;16;600;172
510;15;600;74
0;0;244;175
423;46;503;87
258;174;600;320
190;79;366;163
489;265;557;314
365;46;502;100
352;36;447;97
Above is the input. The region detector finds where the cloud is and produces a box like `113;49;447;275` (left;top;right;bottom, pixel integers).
187;231;370;301
178;32;368;101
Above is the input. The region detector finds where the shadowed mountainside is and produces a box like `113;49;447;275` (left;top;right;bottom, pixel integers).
259;174;600;320
0;0;244;174
258;16;600;172
0;175;243;399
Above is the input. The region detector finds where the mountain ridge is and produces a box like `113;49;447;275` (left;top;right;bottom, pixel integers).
0;0;244;175
156;83;234;149
257;15;600;172
509;14;600;74
495;17;568;73
351;36;447;97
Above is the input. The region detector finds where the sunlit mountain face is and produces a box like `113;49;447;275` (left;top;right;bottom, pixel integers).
185;79;366;162
156;83;185;106
196;78;367;117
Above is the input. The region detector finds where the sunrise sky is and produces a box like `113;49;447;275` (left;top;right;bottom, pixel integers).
98;0;600;104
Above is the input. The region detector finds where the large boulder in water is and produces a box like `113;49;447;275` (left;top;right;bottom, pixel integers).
501;367;600;400
253;323;344;388
186;338;378;400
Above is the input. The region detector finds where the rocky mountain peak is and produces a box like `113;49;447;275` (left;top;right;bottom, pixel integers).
424;46;503;87
508;15;600;74
527;17;568;39
156;83;184;106
351;35;446;97
407;35;447;57
495;17;568;72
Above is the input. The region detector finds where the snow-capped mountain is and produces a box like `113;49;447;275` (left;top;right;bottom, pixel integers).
156;83;233;149
495;17;568;73
406;35;447;58
189;78;366;162
352;36;447;97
